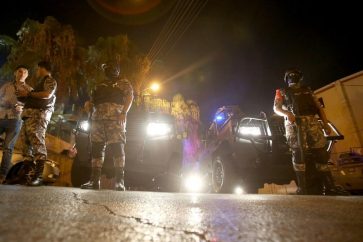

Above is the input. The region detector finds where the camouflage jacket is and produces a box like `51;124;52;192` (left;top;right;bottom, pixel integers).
22;75;57;121
91;79;133;121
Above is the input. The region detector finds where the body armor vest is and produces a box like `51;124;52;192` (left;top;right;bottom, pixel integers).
92;82;125;106
24;76;56;109
283;86;319;116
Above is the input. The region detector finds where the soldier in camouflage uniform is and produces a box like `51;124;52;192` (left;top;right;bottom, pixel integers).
17;61;57;186
81;60;133;191
274;68;347;195
0;65;32;184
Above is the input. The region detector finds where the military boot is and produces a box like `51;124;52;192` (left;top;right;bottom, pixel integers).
295;171;307;195
81;167;101;190
306;164;324;195
322;171;350;196
115;167;126;191
28;160;45;186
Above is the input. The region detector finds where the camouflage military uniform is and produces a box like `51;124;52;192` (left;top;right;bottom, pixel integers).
90;80;133;168
285;115;330;170
19;75;57;176
80;78;133;191
20;109;53;161
274;85;330;194
274;68;348;195
80;58;134;190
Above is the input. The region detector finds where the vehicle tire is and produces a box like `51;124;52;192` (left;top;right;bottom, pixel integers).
71;157;91;187
212;155;236;193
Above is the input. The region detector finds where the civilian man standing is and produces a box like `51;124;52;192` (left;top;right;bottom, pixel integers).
0;65;32;183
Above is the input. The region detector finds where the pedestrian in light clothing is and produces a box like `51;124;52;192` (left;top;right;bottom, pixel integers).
0;65;32;184
16;61;57;186
81;60;133;191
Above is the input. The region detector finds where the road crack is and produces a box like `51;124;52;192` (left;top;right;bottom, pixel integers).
72;192;210;241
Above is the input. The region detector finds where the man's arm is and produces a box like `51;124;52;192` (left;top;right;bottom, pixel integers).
0;83;13;107
273;89;295;123
17;77;56;99
27;90;53;99
314;95;331;134
0;83;6;100
120;80;134;115
119;81;133;124
122;92;133;114
34;76;57;99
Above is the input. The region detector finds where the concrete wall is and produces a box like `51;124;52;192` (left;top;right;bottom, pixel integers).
315;71;363;158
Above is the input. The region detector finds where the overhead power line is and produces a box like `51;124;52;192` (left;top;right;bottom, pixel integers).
146;0;209;66
146;0;185;60
163;0;209;58
148;0;196;62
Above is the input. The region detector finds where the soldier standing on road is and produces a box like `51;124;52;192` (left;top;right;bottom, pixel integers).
17;61;57;186
81;60;133;191
273;68;348;195
0;65;33;184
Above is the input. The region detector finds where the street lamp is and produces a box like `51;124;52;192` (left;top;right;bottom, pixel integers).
150;82;160;93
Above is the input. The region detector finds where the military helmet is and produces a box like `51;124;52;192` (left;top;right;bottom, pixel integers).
101;60;121;80
284;68;303;85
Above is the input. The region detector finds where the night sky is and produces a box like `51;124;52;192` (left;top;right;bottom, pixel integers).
1;0;362;123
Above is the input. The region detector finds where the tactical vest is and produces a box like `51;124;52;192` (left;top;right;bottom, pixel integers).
24;76;56;110
92;82;125;106
282;86;319;116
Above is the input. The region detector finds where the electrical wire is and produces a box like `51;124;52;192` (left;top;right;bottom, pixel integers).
147;0;208;65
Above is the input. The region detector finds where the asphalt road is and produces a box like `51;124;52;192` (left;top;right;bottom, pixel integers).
0;186;362;242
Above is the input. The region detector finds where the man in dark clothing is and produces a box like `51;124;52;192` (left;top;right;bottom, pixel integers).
81;60;133;191
274;68;348;195
17;61;57;186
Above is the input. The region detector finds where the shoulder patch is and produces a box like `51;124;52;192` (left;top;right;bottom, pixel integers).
275;89;282;100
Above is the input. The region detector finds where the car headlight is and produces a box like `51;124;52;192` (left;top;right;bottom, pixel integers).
234;186;245;195
238;126;261;136
79;121;90;132
146;122;172;137
183;173;204;193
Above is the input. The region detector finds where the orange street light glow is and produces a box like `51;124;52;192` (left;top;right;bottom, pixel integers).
150;82;160;92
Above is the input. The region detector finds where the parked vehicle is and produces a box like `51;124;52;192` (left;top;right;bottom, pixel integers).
199;105;344;194
314;71;363;157
330;148;363;194
70;104;183;192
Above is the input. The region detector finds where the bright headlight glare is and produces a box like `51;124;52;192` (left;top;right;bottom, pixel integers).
184;174;204;193
79;121;89;132
146;122;171;137
238;126;261;136
234;186;245;195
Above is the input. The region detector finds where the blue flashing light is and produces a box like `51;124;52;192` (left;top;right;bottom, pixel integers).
215;115;224;122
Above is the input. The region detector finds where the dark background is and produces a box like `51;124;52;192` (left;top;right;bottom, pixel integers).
1;0;362;123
